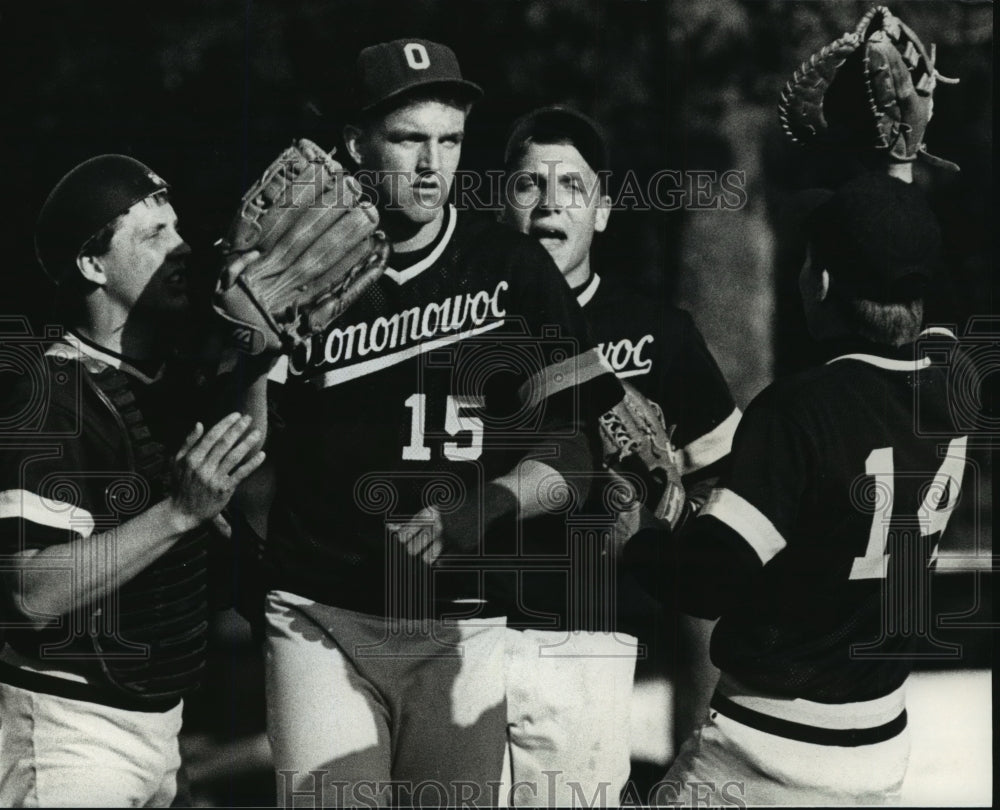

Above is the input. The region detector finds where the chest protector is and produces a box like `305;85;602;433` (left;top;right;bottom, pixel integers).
83;365;209;701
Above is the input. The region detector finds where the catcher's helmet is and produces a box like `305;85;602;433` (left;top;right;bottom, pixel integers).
36;155;169;285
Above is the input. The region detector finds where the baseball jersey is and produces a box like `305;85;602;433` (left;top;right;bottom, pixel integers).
574;273;740;481
677;328;969;703
0;332;209;710
267;206;623;619
535;273;740;634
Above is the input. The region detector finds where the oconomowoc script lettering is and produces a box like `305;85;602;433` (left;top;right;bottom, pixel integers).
599;335;654;378
290;281;510;385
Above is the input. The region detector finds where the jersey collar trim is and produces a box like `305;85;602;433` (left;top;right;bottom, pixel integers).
575;273;601;307
48;332;164;385
383;205;457;285
825;327;958;372
919;326;959;340
827;353;932;372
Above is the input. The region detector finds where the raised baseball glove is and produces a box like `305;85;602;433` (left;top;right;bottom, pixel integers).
214;138;390;355
598;381;685;530
778;5;959;171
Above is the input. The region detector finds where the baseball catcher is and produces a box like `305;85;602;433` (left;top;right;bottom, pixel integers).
214;138;390;355
778;5;959;171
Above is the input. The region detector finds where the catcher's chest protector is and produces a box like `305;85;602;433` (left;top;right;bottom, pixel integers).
82;365;209;701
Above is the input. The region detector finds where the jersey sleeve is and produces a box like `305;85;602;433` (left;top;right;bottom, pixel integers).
0;404;96;557
509;239;624;425
660;312;740;479
504;239;624;484
673;387;813;618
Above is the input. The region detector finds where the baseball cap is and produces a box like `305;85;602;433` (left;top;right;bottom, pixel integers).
354;39;482;114
797;173;941;302
36;155;169;285
503;105;609;175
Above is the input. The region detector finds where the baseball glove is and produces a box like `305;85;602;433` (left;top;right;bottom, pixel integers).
214;139;390;355
598;381;685;530
778;5;959;170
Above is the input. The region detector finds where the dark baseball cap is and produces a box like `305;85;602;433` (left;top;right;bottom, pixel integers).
797;173;941;302
354;39;482;114
36;155;169;284
504;105;609;175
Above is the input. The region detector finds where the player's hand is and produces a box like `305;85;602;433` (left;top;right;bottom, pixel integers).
168;413;266;531
388;506;444;565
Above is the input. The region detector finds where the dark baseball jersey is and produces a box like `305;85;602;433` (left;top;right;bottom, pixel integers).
677;328;969;704
267;206;623;619
0;333;209;710
541;273;739;635
574;273;740;481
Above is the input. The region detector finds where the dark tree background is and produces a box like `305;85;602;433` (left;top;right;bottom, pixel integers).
0;2;992;804
1;0;992;400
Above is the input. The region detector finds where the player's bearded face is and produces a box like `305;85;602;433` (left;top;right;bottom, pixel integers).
503;142;609;280
91;197;192;318
358;101;466;225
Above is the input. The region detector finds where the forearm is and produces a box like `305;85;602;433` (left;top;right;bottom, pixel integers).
494;426;597;515
223;353;277;535
674;517;763;619
6;499;198;626
233;461;275;540
492;458;569;521
439;455;587;553
239;359;274;452
217;353;275;456
674;614;720;747
239;360;279;535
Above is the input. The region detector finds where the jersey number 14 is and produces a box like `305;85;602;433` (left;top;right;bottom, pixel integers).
850;437;967;580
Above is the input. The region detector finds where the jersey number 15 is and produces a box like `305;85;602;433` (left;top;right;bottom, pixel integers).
401;393;485;461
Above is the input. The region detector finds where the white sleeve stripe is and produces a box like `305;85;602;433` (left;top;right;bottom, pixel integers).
517;347;613;409
268;355;289;385
0;489;95;539
701;487;787;565
681;407;741;474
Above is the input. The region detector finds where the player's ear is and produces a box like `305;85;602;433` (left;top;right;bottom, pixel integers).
799;246;828;303
594;192;612;233
343;125;365;166
817;268;831;302
76;254;107;286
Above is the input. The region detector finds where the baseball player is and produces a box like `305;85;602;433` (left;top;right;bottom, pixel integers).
500;106;741;803
261;41;624;807
655;173;969;805
503;107;740;487
0;156;264;806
